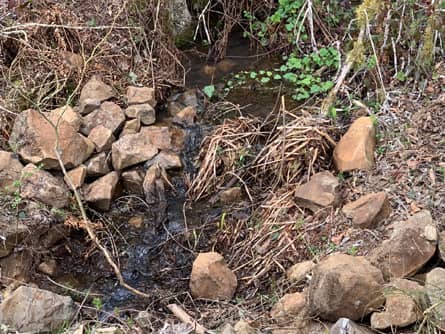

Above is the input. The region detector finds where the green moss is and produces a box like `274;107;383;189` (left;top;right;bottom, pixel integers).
356;0;383;27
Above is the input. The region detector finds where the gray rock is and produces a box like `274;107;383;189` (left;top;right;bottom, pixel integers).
330;318;375;334
0;286;75;333
168;0;193;38
20;164;70;208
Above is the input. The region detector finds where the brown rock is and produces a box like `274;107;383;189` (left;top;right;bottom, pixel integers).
369;210;437;280
294;171;339;212
144;150;182;170
177;89;199;108
140;126;172;150
88;125;115;152
9;109;93;169
79;76;114;108
85;152;111;177
51;105;82;131
120;119;141;137
425;268;445;328
0;286;75;333
333;117;376;172
370;278;424;330
167;101;184;117
38;259;57;276
190;252;237;300
271;292;306;320
438;231;445;262
342;192;391;229
219;187;242;204
330;318;376;334
84;171;119;211
64;165;87;189
170;127;186;152
128;216;144;228
126;86;156;107
233;320;255;334
286;260;315;283
79;98;101;116
143;165;165;204
0;251;33;283
112;133;158;170
125;104;156;125
20;164;70;208
0;150;23;194
122;169;145;195
173;106;196;127
308;253;384;321
81;102;125;135
0;216;28;258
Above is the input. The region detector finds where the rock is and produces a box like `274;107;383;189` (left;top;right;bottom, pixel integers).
342;192;391;229
170;127;186;152
140;126;172;150
0;150;23;194
333;117;376;172
0;286;75;333
95;327;123;334
0;251;33;283
112;133;158;170
128;216;144;229
330;318;375;334
369;210;437;280
88;125;115;152
84;171;119;211
438;231;445;262
190;252;237;300
177;89;199;108
286;260;316;283
425;268;445;328
144;150;182;170
79;98;101;116
125;104;156;125
64;165;87;189
424;224;437;242
221;324;236;334
120;118;141;137
38;259;57;276
9;109;94;169
271;292;306;320
308;253;384;321
121;169;145;195
126;86;156;107
173;106;196;127
51;105;82;131
233;320;255;334
219;187;242;204
0;216;28;258
81;101;125;135
168;0;193;38
167;101;184;117
79;76;114;109
143;165;165;204
85;152;111;177
294;171;340;212
370;278;424;330
20;164;70;208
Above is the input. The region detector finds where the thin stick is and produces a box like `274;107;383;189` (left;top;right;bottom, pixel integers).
167;303;207;334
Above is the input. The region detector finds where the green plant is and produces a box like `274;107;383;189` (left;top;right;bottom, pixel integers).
203;85;216;99
347;245;359;256
92;297;103;310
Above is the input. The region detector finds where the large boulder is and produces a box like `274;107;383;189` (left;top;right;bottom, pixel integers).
333;117;376;172
342;192;391;229
84;171;119;211
425;268;445;328
0;150;23;193
20;164;70;208
370;278;424;330
308;253;384;321
190;252;237;300
9;109;94;169
294;171;340;212
369;210;437;280
81;101;125;135
0;286;75;333
112;133;158;170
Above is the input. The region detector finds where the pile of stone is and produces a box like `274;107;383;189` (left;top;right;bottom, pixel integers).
188;117;444;333
1;76;197;211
